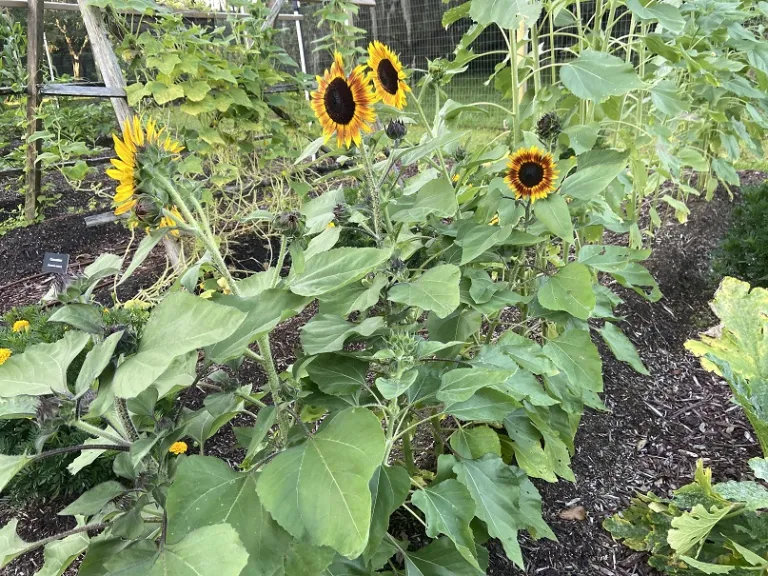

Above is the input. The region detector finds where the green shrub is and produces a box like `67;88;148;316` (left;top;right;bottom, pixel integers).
713;181;768;287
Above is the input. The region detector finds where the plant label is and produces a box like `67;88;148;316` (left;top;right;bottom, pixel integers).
42;252;70;274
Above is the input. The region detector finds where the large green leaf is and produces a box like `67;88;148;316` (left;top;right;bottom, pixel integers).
561;50;644;102
60;481;125;516
0;331;91;397
560;150;629;201
75;331;124;397
449;426;502;460
598;322;649;375
543;328;603;392
390;178;458;223
537;263;596;320
307;354;370;397
290;248;391;297
405;537;485;576
36;532;89;576
685;277;768;380
453;455;554;568
0;454;32;495
412;480;479;567
102;524;249;575
364;465;410;560
112;293;245;398
256;408;386;558
318;274;388;317
456;222;512;265
0;520;33;567
48;304;105;334
437;368;513;403
205;290;308;363
533;195;574;243
469;0;542;28
167;456;292;576
445;389;520;422
388;265;461;319
667;504;734;555
301;315;385;355
626;0;685;33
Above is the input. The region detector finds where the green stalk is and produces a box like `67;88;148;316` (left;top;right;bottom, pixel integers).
409;92;452;182
401;430;417;475
531;21;541;94
509;26;522;144
114;398;139;442
271;235;287;287
549;6;557;84
73;421;130;446
360;140;382;243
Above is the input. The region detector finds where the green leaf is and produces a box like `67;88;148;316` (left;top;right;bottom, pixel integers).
0;396;38;420
48;304;105;334
456;222;512;265
405;537;485;575
103;524;249;575
715;480;768;511
388;265;461;319
428;309;482;347
152;82;185;105
561;50;644;102
626;0;685;33
256;408;386;558
533;195;574;243
390;178;458;223
205;290;307;363
301;315;385;355
319;275;388;317
543;328;602;392
749;457;768;481
290;248;391;297
469;0;542;28
306;226;342;260
445;389;519;422
598;323;649;375
0;454;32;495
453;455;554;568
560;150;629;201
75;331;124;397
36;532;89;576
113;293;246;398
375;369;419;400
118;230;165;287
0;520;33;567
678;556;734;574
667;504;734;555
536;263;596;320
437;368;513;403
651;80;688;116
412;480;479;568
307;354;370;397
182;80;211;102
364;465;410;560
0;331;91;397
449;426;502;460
60;481;125;516
167;456;292;576
443;1;471;27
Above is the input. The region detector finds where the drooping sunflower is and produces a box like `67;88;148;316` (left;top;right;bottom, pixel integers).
107;117;184;216
504;146;559;202
311;51;377;148
367;41;410;109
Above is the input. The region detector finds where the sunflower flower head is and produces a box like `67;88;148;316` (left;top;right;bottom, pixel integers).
367;41;410;110
107;117;184;219
504;146;559;203
169;441;188;455
0;349;11;365
12;320;30;333
311;51;377;148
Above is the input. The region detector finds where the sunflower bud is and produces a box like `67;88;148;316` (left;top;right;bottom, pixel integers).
535;112;561;143
386;120;407;141
333;203;348;221
453;146;467;162
275;211;304;236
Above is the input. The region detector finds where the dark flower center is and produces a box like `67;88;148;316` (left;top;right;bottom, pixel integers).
324;78;356;125
378;59;400;95
518;161;545;188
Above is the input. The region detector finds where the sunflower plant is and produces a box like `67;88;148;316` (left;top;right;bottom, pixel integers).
0;38;663;576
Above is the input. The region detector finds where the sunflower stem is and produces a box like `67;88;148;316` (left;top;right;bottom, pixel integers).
409;92;452;183
360;140;382;244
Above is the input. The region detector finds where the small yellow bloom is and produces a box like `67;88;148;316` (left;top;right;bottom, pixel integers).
12;320;30;333
0;348;11;365
217;277;232;295
327;221;336;228
489;214;500;226
452;174;460;182
169;441;188;455
124;299;150;311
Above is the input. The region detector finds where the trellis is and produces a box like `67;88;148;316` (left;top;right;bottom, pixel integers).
0;0;375;221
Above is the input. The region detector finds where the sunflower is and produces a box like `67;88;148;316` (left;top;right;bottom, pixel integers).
311;51;377;148
107;117;184;216
367;41;410;109
504;146;559;202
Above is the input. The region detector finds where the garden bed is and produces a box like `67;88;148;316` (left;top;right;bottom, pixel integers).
0;169;763;576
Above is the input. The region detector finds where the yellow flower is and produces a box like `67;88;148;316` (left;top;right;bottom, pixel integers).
504;146;559;203
327;221;336;228
158;206;184;237
489;214;500;226
311;52;377;148
12;320;30;333
367;41;411;110
169;441;188;455
0;349;11;365
106;117;184;217
124;299;151;311
217;277;232;295
452;174;460;182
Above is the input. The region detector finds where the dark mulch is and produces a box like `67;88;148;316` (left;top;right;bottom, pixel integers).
0;170;765;576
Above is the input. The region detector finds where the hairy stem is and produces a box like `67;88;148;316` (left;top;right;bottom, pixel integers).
34;444;129;461
114;398;139;442
73;421;130;446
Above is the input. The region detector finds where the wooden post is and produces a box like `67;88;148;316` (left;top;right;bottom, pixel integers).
261;0;287;31
25;0;44;221
77;0;132;127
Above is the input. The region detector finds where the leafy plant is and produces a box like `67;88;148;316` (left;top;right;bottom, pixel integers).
713;180;768;288
607;277;768;573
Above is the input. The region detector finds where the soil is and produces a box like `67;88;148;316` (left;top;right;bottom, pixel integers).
0;167;765;575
